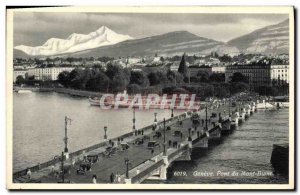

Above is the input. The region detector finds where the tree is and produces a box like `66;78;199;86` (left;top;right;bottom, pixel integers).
209;73;225;82
68;68;85;89
127;84;141;94
230;72;249;83
130;71;149;87
86;71;110;92
105;63;123;79
167;70;183;85
58;71;70;87
230;82;249;94
178;53;188;78
148;71;168;86
196;71;209;82
16;75;25;85
111;71;130;92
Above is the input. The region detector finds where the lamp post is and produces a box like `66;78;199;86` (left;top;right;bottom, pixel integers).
61;151;64;183
154;112;157;129
133;108;136;135
64;116;72;159
163;118;166;156
205;105;208;131
125;158;130;179
104;126;108;140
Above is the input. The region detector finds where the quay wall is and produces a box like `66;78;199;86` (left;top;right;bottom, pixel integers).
13;86;103;97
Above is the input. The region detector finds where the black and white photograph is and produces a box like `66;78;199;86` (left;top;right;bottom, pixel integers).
6;6;295;190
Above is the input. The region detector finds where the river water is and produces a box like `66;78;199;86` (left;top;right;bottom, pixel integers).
13;92;289;184
166;108;289;184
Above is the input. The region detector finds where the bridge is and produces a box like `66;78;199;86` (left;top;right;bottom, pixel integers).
13;98;258;184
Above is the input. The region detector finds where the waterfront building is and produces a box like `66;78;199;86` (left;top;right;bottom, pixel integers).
13;69;28;82
225;64;271;88
27;67;74;81
212;66;226;73
271;64;289;85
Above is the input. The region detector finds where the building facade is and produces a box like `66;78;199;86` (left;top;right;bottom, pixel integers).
13;69;28;82
212;66;226;73
270;64;289;85
225;64;271;88
28;67;74;81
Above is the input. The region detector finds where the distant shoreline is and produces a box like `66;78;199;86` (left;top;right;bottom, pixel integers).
13;86;103;98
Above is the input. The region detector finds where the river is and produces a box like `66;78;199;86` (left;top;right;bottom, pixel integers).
166;108;289;184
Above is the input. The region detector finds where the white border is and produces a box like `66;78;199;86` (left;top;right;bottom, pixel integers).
2;2;297;192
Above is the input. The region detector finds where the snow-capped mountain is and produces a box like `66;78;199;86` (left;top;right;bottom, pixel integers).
228;19;289;55
14;26;134;56
59;31;239;58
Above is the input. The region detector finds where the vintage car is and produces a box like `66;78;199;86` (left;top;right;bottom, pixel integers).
147;141;160;149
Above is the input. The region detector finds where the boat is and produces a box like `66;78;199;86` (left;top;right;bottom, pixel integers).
256;100;277;110
89;98;101;106
16;89;32;94
89;93;201;111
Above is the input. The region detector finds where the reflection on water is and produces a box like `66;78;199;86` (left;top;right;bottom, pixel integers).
13;92;183;172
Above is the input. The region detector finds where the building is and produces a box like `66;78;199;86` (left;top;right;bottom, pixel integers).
212;66;226;73
225;64;271;88
13;69;28;82
28;67;74;81
271;64;289;85
127;57;141;65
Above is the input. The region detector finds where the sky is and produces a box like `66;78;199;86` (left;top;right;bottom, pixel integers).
13;12;289;47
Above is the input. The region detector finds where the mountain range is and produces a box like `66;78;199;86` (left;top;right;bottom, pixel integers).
14;26;133;57
14;19;289;58
228;19;289;55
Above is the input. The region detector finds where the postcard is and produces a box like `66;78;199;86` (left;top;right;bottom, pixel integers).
6;6;295;190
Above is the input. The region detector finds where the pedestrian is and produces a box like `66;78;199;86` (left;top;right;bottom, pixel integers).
141;130;144;135
151;148;154;155
180;132;183;139
92;174;97;184
110;173;115;183
168;140;172;146
111;141;115;147
116;174;121;183
26;168;32;179
72;159;76;167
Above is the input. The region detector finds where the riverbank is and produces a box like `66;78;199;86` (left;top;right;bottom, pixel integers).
13;86;103;97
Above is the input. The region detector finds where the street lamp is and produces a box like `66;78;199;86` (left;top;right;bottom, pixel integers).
133;108;136;135
163;118;166;156
205;105;208;131
104;126;108;140
154;112;157;129
124;158;130;179
61;151;65;183
64;116;72;159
